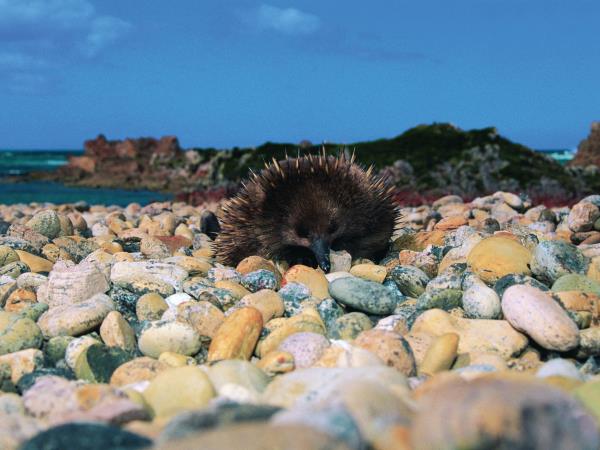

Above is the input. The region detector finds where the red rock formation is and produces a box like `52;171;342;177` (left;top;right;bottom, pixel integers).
569;122;600;167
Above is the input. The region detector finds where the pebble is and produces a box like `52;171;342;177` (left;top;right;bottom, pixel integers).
237;289;285;323
135;292;168;321
329;250;352;272
283;265;329;300
279;282;312;316
0;312;43;356
174;300;224;338
328;277;397;314
502;284;580;351
410;309;528;358
74;344;132;383
236;256;281;283
531;240;589;284
45;261;109;308
353;329;416;376
138;320;202;358
552;273;600;296
207;307;263;361
110;357;169;387
100;311;137;351
349;264;387;282
278;332;330;368
416;288;463;311
467;236;532;283
25;210;61;239
207;359;270;401
568;202;600;232
14;250;53;273
329;312;373;340
462;280;501;319
388;265;430;297
142;366;215;418
240;269;279;292
38;293;114;338
418;332;459;375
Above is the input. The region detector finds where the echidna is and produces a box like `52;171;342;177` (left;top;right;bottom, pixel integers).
213;153;398;272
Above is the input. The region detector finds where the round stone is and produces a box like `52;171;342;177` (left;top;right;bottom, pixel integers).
349;264;387;283
0;312;43;356
110;357;169;387
278;332;330;368
416;289;463;312
138;321;202;358
328;277;397;315
143;366;215;418
25;210;61;239
502;284;580;351
240;270;278;292
329;313;373;340
283;265;329;300
354;329;416;376
462;282;501;319
136;293;168;321
467;236;532;283
551;273;600;296
493;274;549;298
531;241;589;284
388;265;430;297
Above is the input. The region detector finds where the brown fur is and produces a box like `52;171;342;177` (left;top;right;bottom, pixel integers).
214;153;398;269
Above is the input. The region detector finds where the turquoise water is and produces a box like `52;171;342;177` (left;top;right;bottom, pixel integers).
0;150;172;205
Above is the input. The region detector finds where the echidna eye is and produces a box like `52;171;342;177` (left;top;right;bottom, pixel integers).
296;224;309;238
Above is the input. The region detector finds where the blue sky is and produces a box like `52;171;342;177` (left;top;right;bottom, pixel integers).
0;0;598;150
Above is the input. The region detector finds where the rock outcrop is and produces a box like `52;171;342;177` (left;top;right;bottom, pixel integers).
570;122;600;168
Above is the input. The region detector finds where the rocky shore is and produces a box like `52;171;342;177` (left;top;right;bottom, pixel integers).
1;192;600;449
24;123;600;203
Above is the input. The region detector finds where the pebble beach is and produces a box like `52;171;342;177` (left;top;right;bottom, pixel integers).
1;191;600;449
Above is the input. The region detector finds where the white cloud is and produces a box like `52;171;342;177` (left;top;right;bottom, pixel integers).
254;4;320;35
0;0;131;93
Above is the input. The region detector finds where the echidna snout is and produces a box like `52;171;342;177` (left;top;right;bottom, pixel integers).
214;154;398;272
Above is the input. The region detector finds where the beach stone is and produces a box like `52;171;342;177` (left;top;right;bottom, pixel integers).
207;267;241;283
143;366;215;418
353;329;416;375
26;210;61;239
138;320;201;358
388;265;429;297
502;284;579;351
283;265;329;300
20;423;151;450
418;332;459;375
0;312;43;356
536;358;583;381
207;307;263;361
164;292;193;309
207;359;270;402
411;375;599;450
173;300;223;338
114;273;175;297
411;309;528;359
317;297;345;329
263;366;410;409
65;335;101;369
4;288;37;313
257;350;295;375
329;277;397;314
279;282;312;317
578;327;600;358
236;255;281;280
140;236;171;259
237;289;284;323
256;309;326;357
14;250;53;273
157;402;281;444
0;261;29;278
313;340;384;369
16;272;47;291
44;336;74;366
110;357;169;387
462;280;501;319
164;256;210;277
0;276;17;307
435;215;468;230
569;202;600;232
493;273;549;298
38;293;114;338
552;273;600;296
416;288;462;311
329;312;373;340
111;261;188;292
278;332;330;368
329;250;352;272
100;311;137;351
531;240;589;284
74;344;133;383
46;261;109;308
349;264;387;283
136;292;168;321
0;245;19;267
0;236;41;256
467;236;532;283
0;349;44;383
155;423;352;450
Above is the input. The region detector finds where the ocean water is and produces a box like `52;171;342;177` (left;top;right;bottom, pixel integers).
0;150;172;206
